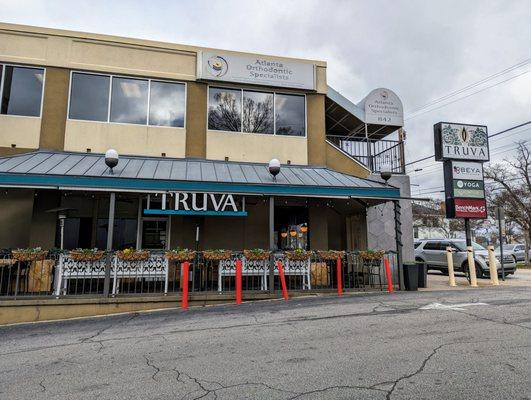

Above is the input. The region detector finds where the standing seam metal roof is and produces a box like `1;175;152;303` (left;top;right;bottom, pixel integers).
0;150;390;190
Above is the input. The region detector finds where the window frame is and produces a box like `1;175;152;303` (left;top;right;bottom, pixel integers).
67;70;187;129
207;85;307;137
0;63;46;119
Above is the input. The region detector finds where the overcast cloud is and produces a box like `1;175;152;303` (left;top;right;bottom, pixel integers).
1;0;530;197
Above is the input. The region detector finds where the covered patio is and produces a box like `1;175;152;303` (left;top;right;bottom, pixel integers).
0;150;405;298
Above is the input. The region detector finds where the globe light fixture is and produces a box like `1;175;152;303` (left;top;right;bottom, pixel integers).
105;149;119;174
268;158;280;181
380;162;392;185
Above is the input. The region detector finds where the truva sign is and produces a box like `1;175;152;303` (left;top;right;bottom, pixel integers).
174;192;238;212
144;192;247;217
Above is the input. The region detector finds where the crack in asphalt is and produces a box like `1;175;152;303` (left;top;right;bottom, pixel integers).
454;309;531;331
143;354;161;381
38;378;46;392
377;343;446;400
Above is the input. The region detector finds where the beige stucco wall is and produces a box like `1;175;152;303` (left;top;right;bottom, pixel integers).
0;116;41;150
0;23;326;92
64;120;186;158
206;130;308;164
325;141;371;178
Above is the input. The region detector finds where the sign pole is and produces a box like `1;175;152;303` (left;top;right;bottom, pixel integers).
497;207;505;281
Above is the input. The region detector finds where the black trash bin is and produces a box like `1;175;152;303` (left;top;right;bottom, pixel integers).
403;263;418;291
417;263;427;288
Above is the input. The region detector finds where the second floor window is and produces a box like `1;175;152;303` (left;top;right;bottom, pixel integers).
208;86;305;136
0;65;44;117
68;72;186;127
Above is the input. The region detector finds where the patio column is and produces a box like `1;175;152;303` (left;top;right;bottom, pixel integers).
393;200;404;290
103;192;116;297
268;196;275;292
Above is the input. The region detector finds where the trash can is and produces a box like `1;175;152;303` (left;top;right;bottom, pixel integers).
417;263;427;288
403;263;418;291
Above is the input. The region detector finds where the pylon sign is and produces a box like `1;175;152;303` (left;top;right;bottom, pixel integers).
434;122;489;219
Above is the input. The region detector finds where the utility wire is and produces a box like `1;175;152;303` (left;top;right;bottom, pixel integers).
406;58;531;115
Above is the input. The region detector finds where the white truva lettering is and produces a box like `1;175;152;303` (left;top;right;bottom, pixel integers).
222;194;238;212
209;194;226;211
192;193;207;211
175;193;189;211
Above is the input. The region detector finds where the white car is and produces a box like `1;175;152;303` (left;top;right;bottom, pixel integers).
415;239;516;278
495;244;530;264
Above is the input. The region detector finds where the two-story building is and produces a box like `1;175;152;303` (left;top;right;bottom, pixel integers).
0;23;413;263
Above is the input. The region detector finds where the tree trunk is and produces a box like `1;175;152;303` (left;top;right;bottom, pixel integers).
525;229;530;265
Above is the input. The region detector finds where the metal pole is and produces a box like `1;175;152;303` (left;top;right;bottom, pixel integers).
497;209;505;280
364;123;373;171
393;200;404;290
269;196;275;293
103;192;116;297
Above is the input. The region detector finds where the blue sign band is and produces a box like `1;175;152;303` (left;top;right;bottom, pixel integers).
144;209;248;217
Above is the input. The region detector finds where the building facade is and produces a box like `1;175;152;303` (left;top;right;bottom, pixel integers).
0;22;412;261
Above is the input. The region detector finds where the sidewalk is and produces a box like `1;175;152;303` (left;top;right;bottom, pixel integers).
421;268;531;291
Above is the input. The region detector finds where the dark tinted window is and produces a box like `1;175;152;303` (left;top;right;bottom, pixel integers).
242;90;273;134
275;94;305;136
110;77;148;125
423;242;441;250
149;81;185;127
1;66;44;116
69;73;110;121
208;87;241;131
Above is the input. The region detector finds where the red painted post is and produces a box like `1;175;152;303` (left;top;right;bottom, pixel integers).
277;260;289;300
336;257;343;296
384;257;394;293
181;261;189;309
235;259;242;304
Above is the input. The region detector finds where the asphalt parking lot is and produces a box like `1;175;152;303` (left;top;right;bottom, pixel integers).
1;283;530;399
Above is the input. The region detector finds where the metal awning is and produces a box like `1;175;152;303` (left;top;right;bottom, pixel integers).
0;151;401;200
326;86;403;140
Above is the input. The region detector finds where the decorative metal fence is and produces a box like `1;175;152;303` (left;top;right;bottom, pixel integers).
0;250;400;299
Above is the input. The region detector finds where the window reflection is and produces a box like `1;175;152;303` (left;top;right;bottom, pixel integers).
69;73;110;121
243;91;273;134
1;66;44;117
149;81;185;127
110;77;148;125
208;87;241;131
275;94;305;136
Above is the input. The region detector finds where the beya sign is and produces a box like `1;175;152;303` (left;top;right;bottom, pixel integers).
144;192;247;217
197;51;316;90
451;161;484;180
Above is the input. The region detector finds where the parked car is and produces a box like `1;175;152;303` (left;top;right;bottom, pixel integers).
414;239;516;278
495;243;530;263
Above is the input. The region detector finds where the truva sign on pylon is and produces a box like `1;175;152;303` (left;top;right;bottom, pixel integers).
434;122;489;219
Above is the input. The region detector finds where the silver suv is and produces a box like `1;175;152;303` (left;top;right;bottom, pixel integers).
415;239;516;278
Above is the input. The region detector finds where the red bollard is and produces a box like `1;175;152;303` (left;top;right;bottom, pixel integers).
235;259;242;304
336;257;343;296
384;257;394;293
276;260;289;300
181;261;189;309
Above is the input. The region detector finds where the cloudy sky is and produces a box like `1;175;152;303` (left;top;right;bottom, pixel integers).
1;0;530;197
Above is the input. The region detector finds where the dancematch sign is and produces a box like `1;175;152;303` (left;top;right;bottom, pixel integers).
453;198;488;219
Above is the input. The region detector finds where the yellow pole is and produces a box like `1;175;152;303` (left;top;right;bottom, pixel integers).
446;246;456;287
467;246;478;287
487;245;500;286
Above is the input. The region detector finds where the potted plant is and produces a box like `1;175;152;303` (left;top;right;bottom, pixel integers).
11;247;48;262
69;248;105;262
116;248;150;261
203;249;232;261
285;248;312;261
165;248;196;262
243;249;271;261
359;250;385;262
316;250;345;261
